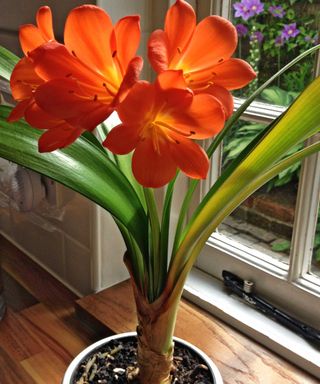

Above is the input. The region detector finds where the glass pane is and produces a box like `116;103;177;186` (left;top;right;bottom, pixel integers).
220;120;300;265
232;0;319;104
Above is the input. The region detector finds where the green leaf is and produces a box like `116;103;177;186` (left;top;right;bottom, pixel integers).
271;240;291;252
225;138;253;158
0;106;148;257
81;131;106;153
261;86;294;106
159;176;176;293
0;46;19;81
238;123;265;133
96;118;145;207
314;233;320;247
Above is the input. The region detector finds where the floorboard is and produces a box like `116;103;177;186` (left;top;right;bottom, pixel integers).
0;236;99;384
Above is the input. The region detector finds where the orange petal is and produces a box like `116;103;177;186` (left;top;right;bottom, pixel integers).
213;58;256;90
24;101;63;129
169;136;209;179
168;93;225;139
38;124;83;152
7;99;32;122
179;16;237;70
34;78;111;130
103;124;140;155
148;30;170;73
115;56;143;104
164;0;196;60
112;16;141;74
64;5;114;76
155;70;193;109
156;70;187;91
132;138;177;188
10;57;43;101
29;42;104;90
19;24;46;56
66;104;113;132
117;81;155;125
36;6;54;41
202;84;234;119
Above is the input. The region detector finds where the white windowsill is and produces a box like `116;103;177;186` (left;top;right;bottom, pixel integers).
183;268;320;379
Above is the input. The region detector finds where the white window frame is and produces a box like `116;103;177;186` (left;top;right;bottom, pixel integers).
196;98;320;319
183;0;320;377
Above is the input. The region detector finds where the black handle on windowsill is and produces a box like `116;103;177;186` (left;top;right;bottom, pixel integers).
222;270;320;347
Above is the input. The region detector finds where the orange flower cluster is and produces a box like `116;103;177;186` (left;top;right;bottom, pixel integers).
9;6;142;152
9;0;255;188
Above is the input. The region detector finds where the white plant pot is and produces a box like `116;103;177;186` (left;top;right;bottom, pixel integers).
62;331;223;383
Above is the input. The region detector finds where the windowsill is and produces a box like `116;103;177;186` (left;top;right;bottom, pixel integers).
184;268;320;379
76;279;318;383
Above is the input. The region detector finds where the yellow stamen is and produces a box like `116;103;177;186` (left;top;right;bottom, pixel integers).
155;120;192;137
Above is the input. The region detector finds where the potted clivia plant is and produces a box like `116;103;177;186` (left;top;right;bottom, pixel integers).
0;1;320;383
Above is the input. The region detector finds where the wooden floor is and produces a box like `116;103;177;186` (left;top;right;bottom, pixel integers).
0;236;102;384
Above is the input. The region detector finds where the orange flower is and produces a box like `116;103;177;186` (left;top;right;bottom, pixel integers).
8;6;54;122
148;0;256;118
104;71;225;188
8;5;142;152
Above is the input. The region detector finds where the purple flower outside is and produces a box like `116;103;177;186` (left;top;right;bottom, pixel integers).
233;1;254;20
250;31;264;43
236;23;248;37
248;0;264;15
233;0;264;21
281;23;300;40
269;5;285;18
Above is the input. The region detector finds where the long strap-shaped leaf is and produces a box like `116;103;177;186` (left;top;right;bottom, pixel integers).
0;46;19;81
0;106;148;258
164;140;320;305
167;75;320;289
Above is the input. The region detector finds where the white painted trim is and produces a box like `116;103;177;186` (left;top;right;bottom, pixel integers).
289;135;320;282
233;97;286;123
0;231;84;297
91;204;102;292
196;233;320;327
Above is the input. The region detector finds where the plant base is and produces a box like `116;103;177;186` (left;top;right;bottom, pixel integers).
62;332;223;384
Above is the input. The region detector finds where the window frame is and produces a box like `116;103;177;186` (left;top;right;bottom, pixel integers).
183;1;320;372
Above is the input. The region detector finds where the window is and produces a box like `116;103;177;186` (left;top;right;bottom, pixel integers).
187;0;320;373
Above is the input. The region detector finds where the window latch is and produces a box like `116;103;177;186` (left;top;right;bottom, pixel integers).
222;270;320;347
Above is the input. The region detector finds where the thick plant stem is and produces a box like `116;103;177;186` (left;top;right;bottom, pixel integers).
137;316;173;384
128;277;181;384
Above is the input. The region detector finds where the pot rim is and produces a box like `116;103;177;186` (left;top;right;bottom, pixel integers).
62;331;223;384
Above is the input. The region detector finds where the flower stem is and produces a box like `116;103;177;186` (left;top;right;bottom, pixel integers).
143;188;161;301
